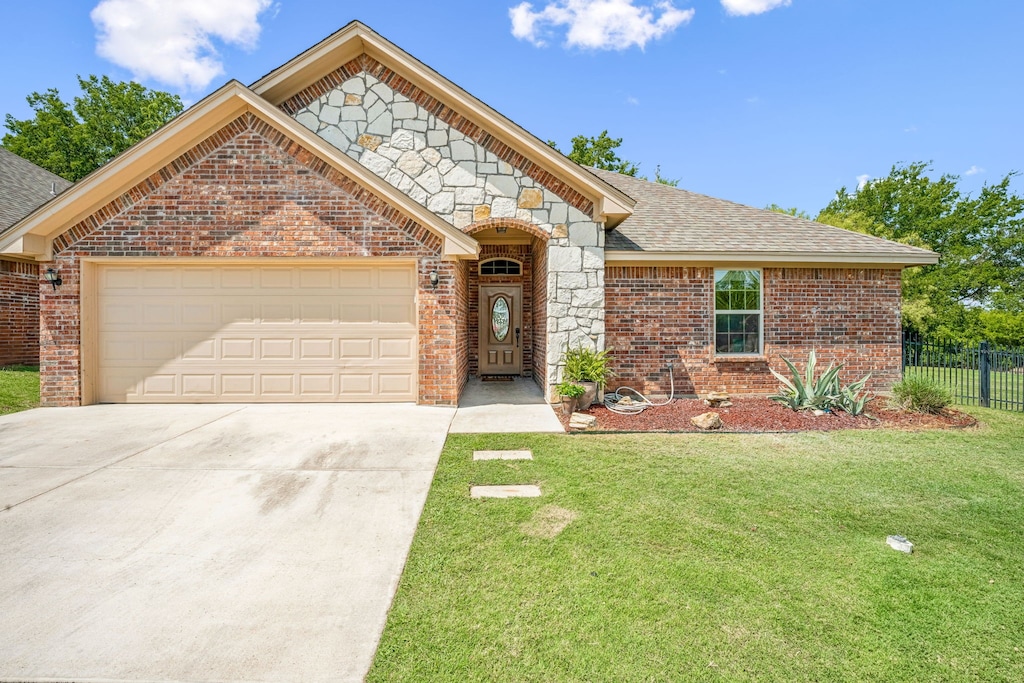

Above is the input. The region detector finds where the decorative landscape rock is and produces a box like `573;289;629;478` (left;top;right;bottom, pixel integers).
569;412;598;430
704;391;732;408
691;412;724;430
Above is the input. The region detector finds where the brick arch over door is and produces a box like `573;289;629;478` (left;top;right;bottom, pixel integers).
463;218;551;243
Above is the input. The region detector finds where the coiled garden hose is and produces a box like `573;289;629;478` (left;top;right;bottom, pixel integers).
603;363;676;414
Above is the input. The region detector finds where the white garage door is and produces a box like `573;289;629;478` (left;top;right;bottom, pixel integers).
95;263;417;403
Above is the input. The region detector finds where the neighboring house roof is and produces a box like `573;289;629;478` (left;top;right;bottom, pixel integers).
0;147;72;233
0;81;478;261
250;21;635;226
595;169;938;266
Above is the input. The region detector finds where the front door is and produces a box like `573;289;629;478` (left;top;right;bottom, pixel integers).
479;285;522;375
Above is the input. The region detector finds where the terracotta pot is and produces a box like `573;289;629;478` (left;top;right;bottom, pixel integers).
580;382;598;409
560;396;578;415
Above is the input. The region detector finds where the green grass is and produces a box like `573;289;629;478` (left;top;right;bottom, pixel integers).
905;365;1024;410
369;409;1024;682
0;365;40;415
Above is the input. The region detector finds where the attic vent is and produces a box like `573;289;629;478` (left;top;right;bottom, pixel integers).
480;259;522;276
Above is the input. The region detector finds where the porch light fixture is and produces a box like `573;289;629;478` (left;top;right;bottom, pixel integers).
495;226;507;234
44;268;62;290
429;270;439;289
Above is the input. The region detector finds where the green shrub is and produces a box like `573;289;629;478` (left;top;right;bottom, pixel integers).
889;376;953;414
836;378;872;417
556;381;586;398
562;344;616;385
770;350;871;415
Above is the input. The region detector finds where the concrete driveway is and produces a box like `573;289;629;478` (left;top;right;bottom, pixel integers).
0;403;455;682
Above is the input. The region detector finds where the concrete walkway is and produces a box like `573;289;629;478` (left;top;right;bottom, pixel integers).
0;403;455;683
449;377;564;433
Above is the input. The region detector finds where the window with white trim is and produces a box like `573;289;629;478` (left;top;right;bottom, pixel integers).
714;269;762;355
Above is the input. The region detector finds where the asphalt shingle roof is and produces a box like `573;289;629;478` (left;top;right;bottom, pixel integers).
0;147;72;234
592;168;935;261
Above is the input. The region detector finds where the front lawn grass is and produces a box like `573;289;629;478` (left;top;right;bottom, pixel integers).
370;409;1024;682
0;365;39;415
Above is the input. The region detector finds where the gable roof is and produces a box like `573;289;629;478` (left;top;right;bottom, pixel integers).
594;169;938;266
0;81;478;261
250;21;635;226
0;148;72;233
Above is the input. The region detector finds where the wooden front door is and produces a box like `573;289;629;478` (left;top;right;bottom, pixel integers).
479;285;522;375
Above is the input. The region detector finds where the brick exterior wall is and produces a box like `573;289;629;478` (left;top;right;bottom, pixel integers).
455;259;471;395
606;266;903;397
41;113;463;406
0;260;40;366
531;236;548;386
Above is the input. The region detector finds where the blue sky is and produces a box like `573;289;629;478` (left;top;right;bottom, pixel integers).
2;1;1021;214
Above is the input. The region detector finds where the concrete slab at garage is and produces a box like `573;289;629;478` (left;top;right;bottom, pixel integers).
0;403;454;682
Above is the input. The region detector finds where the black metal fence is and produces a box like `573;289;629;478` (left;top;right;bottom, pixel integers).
902;333;1024;411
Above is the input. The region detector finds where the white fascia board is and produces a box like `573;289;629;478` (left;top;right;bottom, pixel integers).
605;250;940;267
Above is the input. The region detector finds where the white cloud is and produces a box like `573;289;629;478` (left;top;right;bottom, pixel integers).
509;1;695;50
721;0;791;17
964;165;984;176
625;95;640;105
91;0;273;91
856;174;871;190
904;125;918;133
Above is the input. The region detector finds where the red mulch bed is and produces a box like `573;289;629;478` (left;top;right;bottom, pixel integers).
558;396;977;432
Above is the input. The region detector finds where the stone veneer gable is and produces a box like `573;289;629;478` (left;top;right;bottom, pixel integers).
291;68;607;384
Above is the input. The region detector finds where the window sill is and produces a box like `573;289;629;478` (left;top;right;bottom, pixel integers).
712;354;768;364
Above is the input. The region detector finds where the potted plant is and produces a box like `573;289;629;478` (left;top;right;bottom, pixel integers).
556;381;586;415
562;344;616;408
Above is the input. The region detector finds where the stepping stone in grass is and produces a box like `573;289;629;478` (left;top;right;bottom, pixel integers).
470;485;541;499
473;450;533;461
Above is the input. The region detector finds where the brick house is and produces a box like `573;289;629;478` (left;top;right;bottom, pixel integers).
0;148;72;366
0;22;936;407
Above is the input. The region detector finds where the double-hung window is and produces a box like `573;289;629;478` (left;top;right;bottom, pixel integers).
714;269;762;355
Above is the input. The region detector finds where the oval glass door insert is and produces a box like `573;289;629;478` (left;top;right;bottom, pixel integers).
491;297;510;342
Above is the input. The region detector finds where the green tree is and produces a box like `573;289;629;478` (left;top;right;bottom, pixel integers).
548;130;640;176
766;203;811;219
818;162;1024;339
549;132;680;185
3;75;183;181
652;165;680;187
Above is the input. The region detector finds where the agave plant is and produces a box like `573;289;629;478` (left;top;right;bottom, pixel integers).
836;374;872;416
770;350;871;414
769;350;842;410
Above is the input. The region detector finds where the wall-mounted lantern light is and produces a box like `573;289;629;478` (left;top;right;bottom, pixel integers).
44;268;63;291
495;226;508;234
429;270;439;289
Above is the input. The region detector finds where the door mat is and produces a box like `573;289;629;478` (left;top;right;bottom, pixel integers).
480;375;515;382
